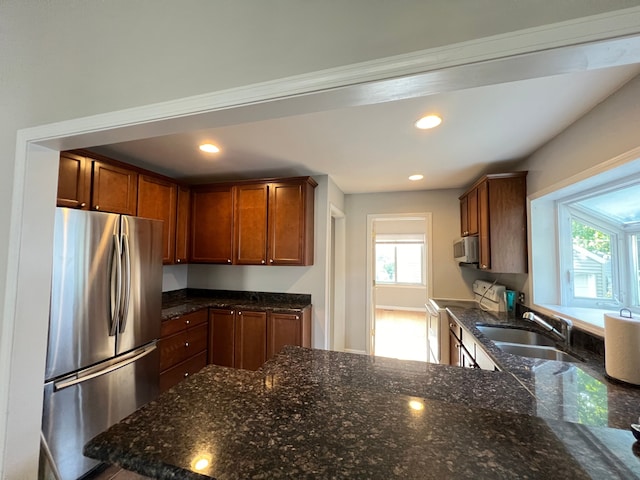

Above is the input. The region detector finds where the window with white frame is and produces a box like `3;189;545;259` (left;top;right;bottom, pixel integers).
375;234;424;285
558;180;640;312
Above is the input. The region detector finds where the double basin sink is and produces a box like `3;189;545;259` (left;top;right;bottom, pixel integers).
476;325;582;363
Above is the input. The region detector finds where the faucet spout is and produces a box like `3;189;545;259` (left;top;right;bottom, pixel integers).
522;312;572;347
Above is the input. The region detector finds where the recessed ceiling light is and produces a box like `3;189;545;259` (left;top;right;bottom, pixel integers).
199;143;220;153
409;174;424;181
415;115;442;130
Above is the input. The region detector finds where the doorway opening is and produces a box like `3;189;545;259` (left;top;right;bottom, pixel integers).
366;213;432;361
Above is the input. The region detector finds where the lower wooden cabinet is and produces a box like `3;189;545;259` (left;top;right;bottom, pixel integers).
209;306;311;371
159;309;208;393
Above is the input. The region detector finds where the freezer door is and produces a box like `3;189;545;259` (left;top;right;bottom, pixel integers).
116;215;163;355
41;345;159;480
46;208;120;380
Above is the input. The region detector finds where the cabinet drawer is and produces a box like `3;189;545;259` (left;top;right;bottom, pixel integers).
159;351;207;393
161;309;208;337
159;323;207;371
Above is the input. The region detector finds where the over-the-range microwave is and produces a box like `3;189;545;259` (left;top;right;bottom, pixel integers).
453;236;479;263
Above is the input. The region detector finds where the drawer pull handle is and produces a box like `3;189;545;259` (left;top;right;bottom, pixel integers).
185;342;190;348
184;372;189;378
185;320;190;325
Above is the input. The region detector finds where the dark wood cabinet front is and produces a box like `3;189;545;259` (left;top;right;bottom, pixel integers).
159;310;208;393
57;152;91;209
268;180;315;266
234;183;268;265
190;185;234;264
234;310;267;371
267;312;301;359
209;309;236;368
175;186;191;264
137;175;177;264
91;160;138;215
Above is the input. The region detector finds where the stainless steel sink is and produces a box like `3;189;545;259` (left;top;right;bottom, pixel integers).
476;325;556;347
493;342;582;363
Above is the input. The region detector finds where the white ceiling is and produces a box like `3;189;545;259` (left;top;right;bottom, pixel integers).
91;64;640;194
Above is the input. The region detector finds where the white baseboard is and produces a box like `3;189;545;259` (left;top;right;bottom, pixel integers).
343;348;367;355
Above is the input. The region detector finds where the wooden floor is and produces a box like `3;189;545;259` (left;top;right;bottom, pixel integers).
374;308;427;362
84;464;151;480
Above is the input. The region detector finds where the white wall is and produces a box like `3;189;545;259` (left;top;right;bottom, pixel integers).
520;74;640;304
3;2;640;477
344;189;477;351
162;265;189;292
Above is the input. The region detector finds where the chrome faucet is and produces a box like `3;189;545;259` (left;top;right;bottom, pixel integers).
522;312;572;347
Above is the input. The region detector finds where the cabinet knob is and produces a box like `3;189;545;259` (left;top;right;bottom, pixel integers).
481;264;488;269
177;259;181;263
184;342;190;348
238;311;242;315
269;259;274;264
231;310;234;314
80;202;86;208
261;260;265;264
95;205;100;211
296;316;300;320
227;259;231;264
184;372;189;378
185;320;190;325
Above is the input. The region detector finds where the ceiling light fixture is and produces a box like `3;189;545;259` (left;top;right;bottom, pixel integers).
199;143;220;153
415;114;442;130
409;174;424;181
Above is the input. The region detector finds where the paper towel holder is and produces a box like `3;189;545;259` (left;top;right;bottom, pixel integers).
619;308;633;319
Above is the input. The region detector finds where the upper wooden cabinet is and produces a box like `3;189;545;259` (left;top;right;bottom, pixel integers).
175;186;191;264
92;160;138;215
268;179;316;266
137;175;177;264
234;183;268;265
190;185;234;264
192;177;316;266
460;172;527;273
57;152;91;209
459;187;478;236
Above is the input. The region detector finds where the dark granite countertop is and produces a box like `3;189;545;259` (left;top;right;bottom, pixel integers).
161;289;312;320
85;346;640;479
445;305;640;430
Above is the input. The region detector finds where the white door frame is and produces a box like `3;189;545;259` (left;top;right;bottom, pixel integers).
4;12;640;476
366;213;433;356
326;203;346;351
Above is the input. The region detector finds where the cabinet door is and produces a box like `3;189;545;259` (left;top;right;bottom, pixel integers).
234;183;268;265
234;310;267;371
159;351;207;393
459;194;468;236
137;175;177;264
57;152;91;209
267;312;301;359
91;160;138;215
268;180;314;265
478;180;491;270
175;186;191;264
190;185;234;263
466;188;478;235
449;330;461;367
209;309;236;367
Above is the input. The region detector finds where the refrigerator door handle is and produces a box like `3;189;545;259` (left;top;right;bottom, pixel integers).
109;234;122;337
54;344;157;391
119;233;132;334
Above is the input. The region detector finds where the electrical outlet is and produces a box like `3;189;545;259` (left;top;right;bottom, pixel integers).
518;292;525;304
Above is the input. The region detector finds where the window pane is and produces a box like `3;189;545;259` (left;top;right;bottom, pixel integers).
633;234;640;307
375;244;395;283
571;219;613;299
396;244;423;284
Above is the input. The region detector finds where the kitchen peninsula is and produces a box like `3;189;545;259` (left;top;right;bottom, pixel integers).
85;340;640;479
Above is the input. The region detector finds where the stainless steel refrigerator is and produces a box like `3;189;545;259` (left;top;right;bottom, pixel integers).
41;207;163;479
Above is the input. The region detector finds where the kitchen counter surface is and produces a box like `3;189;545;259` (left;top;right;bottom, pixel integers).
446;306;640;430
161;289;312;320
85;346;640;479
